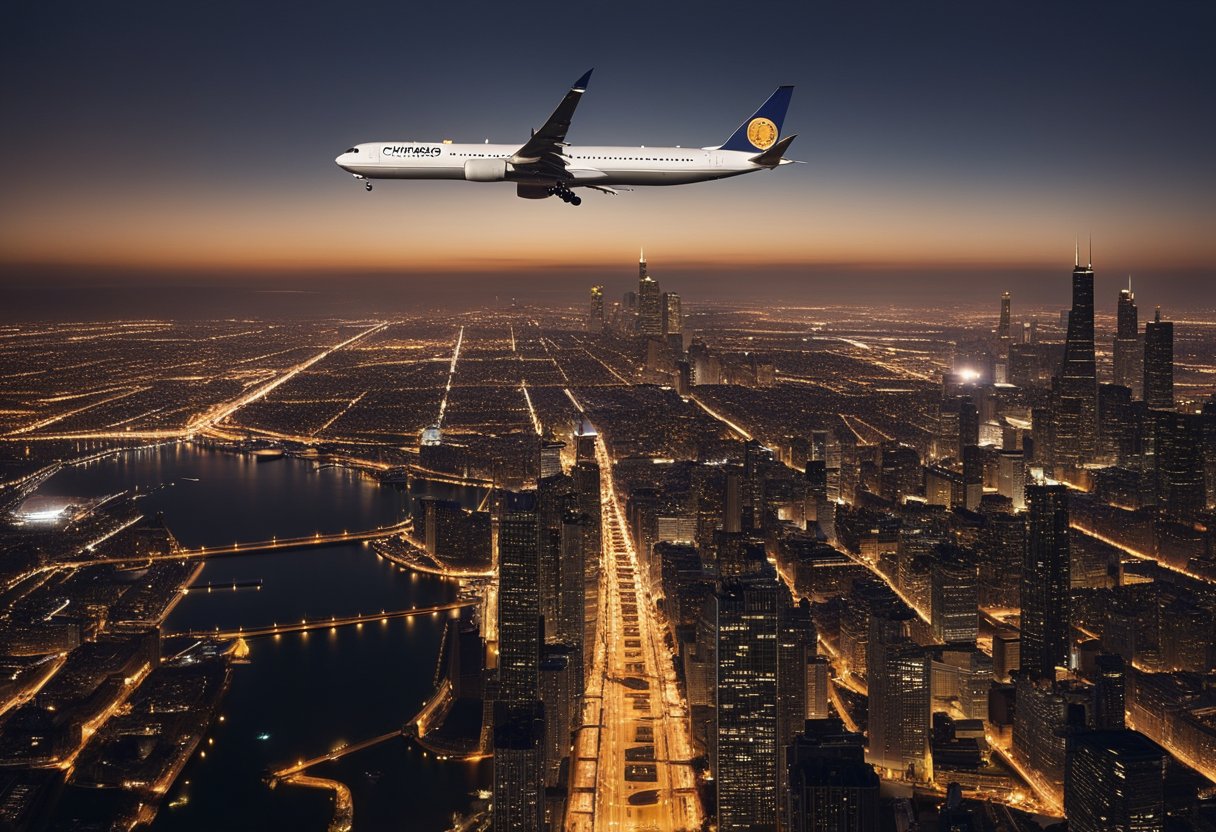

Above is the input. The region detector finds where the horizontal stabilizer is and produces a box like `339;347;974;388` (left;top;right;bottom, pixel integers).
749;134;797;167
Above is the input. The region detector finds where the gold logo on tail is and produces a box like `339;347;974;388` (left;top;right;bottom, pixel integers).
746;117;779;150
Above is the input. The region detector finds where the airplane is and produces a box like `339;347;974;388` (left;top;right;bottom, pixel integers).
334;70;797;205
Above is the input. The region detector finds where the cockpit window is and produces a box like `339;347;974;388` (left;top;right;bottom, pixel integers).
344;147;358;154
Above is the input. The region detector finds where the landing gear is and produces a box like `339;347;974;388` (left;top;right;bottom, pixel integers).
365;181;373;192
547;183;582;206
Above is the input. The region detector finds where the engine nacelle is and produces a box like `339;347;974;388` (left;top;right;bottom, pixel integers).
464;158;508;182
516;184;552;199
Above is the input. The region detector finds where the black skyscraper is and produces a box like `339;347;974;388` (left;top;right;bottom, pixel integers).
1114;280;1142;397
1057;245;1098;465
498;491;541;703
1021;484;1070;676
1144;307;1174;410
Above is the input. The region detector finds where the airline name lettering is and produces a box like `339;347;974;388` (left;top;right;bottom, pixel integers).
382;145;442;158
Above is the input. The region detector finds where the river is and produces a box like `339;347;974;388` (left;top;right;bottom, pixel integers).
36;442;491;831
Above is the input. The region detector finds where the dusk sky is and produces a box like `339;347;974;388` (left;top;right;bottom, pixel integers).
1;1;1214;305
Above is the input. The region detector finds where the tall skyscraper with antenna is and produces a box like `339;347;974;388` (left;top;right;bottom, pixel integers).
1055;240;1099;466
999;291;1012;351
637;248;663;337
1113;278;1141;396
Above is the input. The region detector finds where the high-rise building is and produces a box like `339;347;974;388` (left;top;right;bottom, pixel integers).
588;284;604;332
1021;483;1071;676
1065;729;1165;832
998;291;1012;355
1144;307;1174;410
492;700;545;832
498;491;541;703
787;718;879;832
1056;244;1099;465
1154;411;1206;521
1092;653;1126;730
637;250;663;337
931;545;978;646
1204;395;1216;509
573;417;597;463
1113;280;1142;397
538;433;565;481
865;609;931;781
662;291;682;337
715;573;782;832
538;643;574;788
571;459;601;655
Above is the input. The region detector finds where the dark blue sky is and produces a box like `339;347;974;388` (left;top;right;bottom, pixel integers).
1;0;1213;304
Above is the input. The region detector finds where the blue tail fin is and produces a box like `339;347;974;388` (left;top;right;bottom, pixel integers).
717;86;795;152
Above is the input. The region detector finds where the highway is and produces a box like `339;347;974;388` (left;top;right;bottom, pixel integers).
567;388;702;832
170;601;473;639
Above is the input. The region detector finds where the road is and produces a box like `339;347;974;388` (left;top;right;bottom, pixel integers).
568;398;702;832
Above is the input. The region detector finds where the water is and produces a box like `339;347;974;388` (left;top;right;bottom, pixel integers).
38;443;491;831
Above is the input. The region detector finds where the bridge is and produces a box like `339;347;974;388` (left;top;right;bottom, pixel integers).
271;679;458;781
170;601;474;640
75;520;414;567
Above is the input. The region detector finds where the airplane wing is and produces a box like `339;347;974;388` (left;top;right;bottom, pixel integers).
509;69;594;180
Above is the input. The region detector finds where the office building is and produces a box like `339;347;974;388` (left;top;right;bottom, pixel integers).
1144;307;1174;410
498;491;541;703
588;284;604;332
1065;729;1165;832
931;545;978;646
1056;245;1099;465
715;574;782;831
1021;484;1070;676
1113;280;1142;397
865;609;931;781
787;718;878;832
492;700;545;832
662;291;682;337
637;250;663;337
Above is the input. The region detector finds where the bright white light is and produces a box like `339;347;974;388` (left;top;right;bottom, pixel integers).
959;368;982;382
20;508;66;523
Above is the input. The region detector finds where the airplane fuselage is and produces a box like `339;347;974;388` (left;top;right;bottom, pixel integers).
336;142;763;187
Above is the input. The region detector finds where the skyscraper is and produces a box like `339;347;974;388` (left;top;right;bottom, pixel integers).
1092;653;1126;730
1056;243;1099;465
865;608;931;781
1113;279;1142;397
492;700;545;832
637;249;663;337
1065;730;1166;832
787;718;879;832
998;291;1012;355
662;291;682;337
931;544;978;646
588;284;604;332
1144;307;1174;410
498;491;541;703
1021;483;1071;676
715;573;782;832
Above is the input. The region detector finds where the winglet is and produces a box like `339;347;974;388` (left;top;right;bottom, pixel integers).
718;86;795;152
749;134;798;167
573;69;593;92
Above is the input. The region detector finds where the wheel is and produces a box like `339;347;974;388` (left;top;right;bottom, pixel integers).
570;196;582;206
365;182;373;192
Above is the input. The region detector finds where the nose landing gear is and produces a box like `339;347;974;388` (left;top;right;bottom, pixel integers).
547;184;582;206
365;181;373;192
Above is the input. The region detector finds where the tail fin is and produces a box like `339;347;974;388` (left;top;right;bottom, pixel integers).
749;134;797;167
717;86;794;152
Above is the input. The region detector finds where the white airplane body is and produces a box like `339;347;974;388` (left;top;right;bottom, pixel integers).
335;70;797;205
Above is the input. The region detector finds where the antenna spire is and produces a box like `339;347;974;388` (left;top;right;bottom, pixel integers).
1087;234;1092;269
1074;236;1079;268
639;247;645;264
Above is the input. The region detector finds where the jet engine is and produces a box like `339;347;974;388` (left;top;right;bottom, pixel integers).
463;158;508;182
